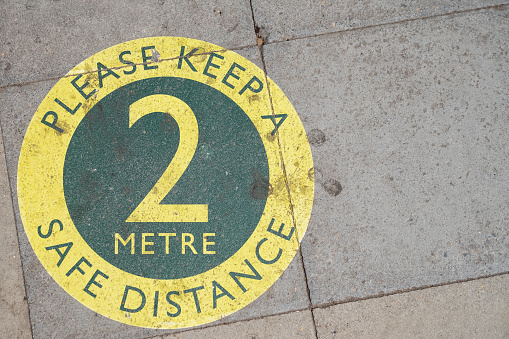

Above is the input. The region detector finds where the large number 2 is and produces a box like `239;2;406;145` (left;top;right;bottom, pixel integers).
125;94;208;223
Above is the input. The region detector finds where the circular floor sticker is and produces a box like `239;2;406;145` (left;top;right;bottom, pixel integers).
18;37;314;329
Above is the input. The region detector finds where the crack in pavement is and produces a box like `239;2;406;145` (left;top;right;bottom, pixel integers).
0;43;259;90
249;1;319;338
142;270;509;338
263;3;509;45
2;4;506;90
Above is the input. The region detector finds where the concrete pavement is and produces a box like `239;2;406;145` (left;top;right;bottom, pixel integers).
1;0;508;338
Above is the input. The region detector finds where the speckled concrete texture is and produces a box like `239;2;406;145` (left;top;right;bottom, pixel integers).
314;274;509;338
156;310;316;339
1;0;508;338
0;122;31;339
251;0;508;42
263;6;509;305
0;0;257;86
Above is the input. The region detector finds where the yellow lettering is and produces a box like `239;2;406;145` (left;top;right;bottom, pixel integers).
115;233;134;254
203;233;216;254
142;233;154;254
182;233;197;254
158;233;176;254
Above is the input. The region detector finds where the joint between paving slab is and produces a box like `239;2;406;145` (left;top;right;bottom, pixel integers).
137;271;509;338
311;270;509;311
242;4;509;335
144;306;311;339
0;118;34;339
139;270;509;338
1;3;506;91
249;1;319;338
249;0;303;280
0;43;259;90
263;3;509;45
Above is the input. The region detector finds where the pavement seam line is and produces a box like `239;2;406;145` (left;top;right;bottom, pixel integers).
0;43;258;90
3;4;506;91
311;270;509;310
264;3;508;45
141;270;509;338
3;4;506;334
0;119;35;339
249;1;319;338
143;307;311;339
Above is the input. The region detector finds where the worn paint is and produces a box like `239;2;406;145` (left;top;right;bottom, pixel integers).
17;37;314;329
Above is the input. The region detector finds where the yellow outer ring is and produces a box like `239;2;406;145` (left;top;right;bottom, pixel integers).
18;37;314;329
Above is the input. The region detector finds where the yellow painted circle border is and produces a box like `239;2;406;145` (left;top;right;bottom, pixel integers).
18;37;314;329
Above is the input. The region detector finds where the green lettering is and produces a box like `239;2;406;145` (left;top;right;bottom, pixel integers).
266;217;294;240
120;285;146;313
222;62;246;89
261;114;288;136
153;291;159;317
37;219;63;239
183;286;204;313
229;259;262;292
97;62;120;88
177;46;199;72
119;50;136;75
71;74;96;100
40;111;64;133
54;98;81;115
66;256;91;277
239;76;264;95
212;280;234;309
166;291;181;317
84;269;109;298
141;45;158;70
203;52;224;79
45;242;73;267
255;238;282;265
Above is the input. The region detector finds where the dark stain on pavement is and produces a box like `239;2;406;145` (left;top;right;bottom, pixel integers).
308;167;315;181
321;178;342;196
308;128;326;146
250;168;272;200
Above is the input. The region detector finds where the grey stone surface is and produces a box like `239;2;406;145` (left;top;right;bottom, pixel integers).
251;0;508;42
0;0;257;86
0;45;309;338
0;123;31;339
2;0;509;336
263;7;509;305
217;252;309;324
314;274;509;338
156;310;316;339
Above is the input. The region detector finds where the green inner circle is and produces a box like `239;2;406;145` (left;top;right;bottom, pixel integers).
63;77;269;279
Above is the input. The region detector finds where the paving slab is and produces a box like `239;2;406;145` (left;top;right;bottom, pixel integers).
0;123;31;339
2;0;508;337
251;0;508;43
0;43;310;337
314;274;509;338
0;0;257;86
156;309;316;339
263;7;509;305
